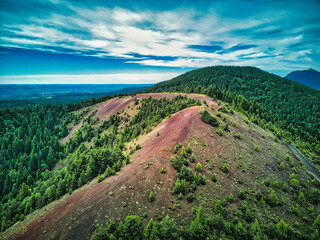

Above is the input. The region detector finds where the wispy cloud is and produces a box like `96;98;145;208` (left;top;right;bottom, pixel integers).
0;0;319;77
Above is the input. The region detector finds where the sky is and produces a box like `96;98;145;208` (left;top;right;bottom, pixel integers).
0;0;319;84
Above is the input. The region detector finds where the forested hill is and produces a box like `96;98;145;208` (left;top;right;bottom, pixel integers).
143;66;320;143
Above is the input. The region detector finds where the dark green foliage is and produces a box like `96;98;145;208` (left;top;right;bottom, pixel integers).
216;128;223;136
187;193;195;203
115;215;142;240
267;190;278;206
219;163;229;173
211;173;217;182
170;155;188;171
194;173;206;185
309;188;320;204
214;200;225;215
186;144;192;153
224;123;230;132
297;192;306;205
200;110;220;127
172;178;187;195
238;190;247;200
278;162;285;170
143;218;159;239
190;153;196;163
234;133;242;139
290;179;300;190
185;206;209;239
176;166;194;182
180;146;188;158
158;215;179;240
90;228;110;240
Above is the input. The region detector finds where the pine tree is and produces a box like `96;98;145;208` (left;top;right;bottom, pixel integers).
195;163;203;172
19;182;30;201
149;191;155;202
180;146;188;158
297;192;306;205
228;193;235;203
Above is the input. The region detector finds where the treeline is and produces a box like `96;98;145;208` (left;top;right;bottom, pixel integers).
0;95;200;232
142;66;320;164
91;206;320;240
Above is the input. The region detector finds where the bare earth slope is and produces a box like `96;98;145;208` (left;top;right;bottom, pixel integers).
2;93;317;240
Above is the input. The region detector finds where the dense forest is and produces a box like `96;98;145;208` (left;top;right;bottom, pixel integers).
142;66;320;164
0;95;200;232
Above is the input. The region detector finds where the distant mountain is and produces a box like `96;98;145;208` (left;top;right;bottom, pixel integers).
285;68;320;90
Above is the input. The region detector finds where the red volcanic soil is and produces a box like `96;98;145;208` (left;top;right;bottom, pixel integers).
4;105;213;240
61;93;215;143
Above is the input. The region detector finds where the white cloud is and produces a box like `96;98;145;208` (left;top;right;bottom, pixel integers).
1;2;319;73
0;72;181;84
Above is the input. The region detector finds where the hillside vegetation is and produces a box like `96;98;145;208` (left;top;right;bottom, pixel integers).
1;93;319;240
142;66;320;165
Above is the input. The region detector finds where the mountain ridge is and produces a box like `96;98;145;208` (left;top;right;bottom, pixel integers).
285;68;320;90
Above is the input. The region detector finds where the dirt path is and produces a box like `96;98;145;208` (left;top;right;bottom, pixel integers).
285;140;320;183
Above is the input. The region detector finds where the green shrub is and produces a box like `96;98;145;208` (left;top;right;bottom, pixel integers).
255;190;263;200
216;128;223;136
149;192;155;202
267;190;278;206
297;192;306;205
309;188;320;204
238;190;247;200
160;167;167;173
187;193;195;203
228;193;235;203
254;145;260;152
180;146;188;158
224;123;230;131
190;153;196;163
186;144;192;153
211;173;217;182
200;110;220;127
195;163;203;172
173;145;179;154
290;179;300;189
278;162;285;170
219;163;229;173
273;180;280;188
285;154;290;161
234;133;242;139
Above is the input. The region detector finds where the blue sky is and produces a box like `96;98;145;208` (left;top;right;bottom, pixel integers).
0;0;319;84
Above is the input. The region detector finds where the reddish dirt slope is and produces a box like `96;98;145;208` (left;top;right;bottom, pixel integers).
61;93;215;143
3;105;213;240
